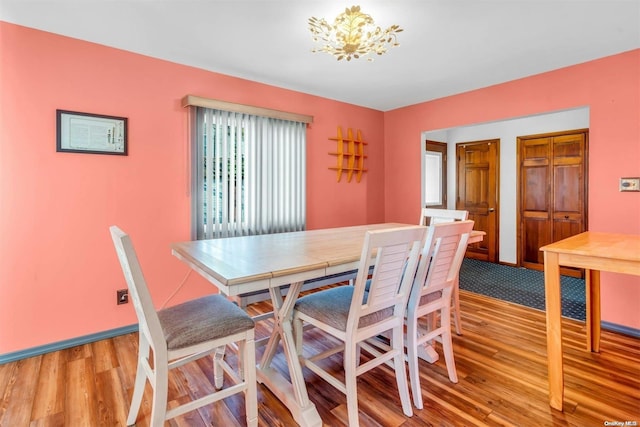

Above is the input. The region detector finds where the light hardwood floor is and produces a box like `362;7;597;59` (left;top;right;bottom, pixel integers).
1;290;638;426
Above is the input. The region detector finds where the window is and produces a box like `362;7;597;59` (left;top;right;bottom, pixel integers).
191;107;307;239
423;140;447;209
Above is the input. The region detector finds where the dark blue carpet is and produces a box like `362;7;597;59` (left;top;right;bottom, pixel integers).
459;259;586;321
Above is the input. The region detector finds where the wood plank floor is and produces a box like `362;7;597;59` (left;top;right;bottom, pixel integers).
1;290;639;426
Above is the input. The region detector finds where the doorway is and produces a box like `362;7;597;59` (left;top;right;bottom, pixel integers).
456;139;499;263
422;107;590;266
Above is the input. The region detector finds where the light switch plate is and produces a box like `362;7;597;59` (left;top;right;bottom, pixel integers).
619;177;640;192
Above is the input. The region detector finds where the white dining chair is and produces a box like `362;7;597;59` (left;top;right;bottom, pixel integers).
419;207;469;335
109;226;258;427
419;207;469;226
292;226;426;426
406;220;474;409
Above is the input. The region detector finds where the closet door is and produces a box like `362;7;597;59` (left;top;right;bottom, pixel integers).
519;130;587;275
521;137;553;269
552;133;586;244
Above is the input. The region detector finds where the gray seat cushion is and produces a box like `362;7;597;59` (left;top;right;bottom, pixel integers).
158;294;255;350
420;290;443;305
294;285;392;331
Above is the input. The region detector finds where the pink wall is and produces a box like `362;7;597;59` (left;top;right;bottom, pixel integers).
0;22;385;354
384;49;640;329
1;22;638;355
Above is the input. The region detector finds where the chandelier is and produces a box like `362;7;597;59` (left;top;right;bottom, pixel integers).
308;5;403;62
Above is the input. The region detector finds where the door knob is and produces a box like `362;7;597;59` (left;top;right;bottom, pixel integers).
488;208;495;212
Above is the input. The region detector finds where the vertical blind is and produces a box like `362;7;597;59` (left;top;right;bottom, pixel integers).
193;107;306;239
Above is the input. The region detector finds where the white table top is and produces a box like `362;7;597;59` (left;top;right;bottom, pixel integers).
171;223;416;295
172;222;485;296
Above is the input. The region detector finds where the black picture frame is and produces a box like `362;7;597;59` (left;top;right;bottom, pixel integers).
56;110;128;155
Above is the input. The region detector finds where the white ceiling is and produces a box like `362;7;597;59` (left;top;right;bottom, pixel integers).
1;0;639;111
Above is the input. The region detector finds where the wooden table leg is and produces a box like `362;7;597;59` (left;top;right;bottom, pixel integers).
586;269;601;352
257;282;322;427
543;251;564;411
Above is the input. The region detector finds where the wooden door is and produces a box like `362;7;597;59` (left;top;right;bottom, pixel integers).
552;133;587;243
456;139;499;262
520;136;552;268
519;130;587;275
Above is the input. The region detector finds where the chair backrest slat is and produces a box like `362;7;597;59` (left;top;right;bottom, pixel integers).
419;208;469;226
348;226;426;332
411;220;474;304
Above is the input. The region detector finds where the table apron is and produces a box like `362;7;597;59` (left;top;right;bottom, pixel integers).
556;253;640;276
270;268;331;287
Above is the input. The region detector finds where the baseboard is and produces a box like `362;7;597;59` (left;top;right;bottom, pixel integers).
0;324;139;365
602;321;640;339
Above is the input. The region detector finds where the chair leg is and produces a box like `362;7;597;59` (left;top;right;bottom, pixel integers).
149;358;169;427
344;342;361;371
441;307;459;383
452;276;463;335
425;312;438;346
391;326;413;417
243;332;258;427
213;345;226;389
405;315;423;409
127;336;149;426
344;341;360;427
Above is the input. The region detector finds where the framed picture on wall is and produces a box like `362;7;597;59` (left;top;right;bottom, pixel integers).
56;110;128;155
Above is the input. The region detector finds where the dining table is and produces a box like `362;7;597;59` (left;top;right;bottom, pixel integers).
171;222;484;426
540;231;640;411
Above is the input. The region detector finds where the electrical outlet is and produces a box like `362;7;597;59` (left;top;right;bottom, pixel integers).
117;289;129;305
620;177;640;192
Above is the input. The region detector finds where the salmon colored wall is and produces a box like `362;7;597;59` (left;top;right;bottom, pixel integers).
0;22;385;354
384;49;640;329
1;22;637;355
